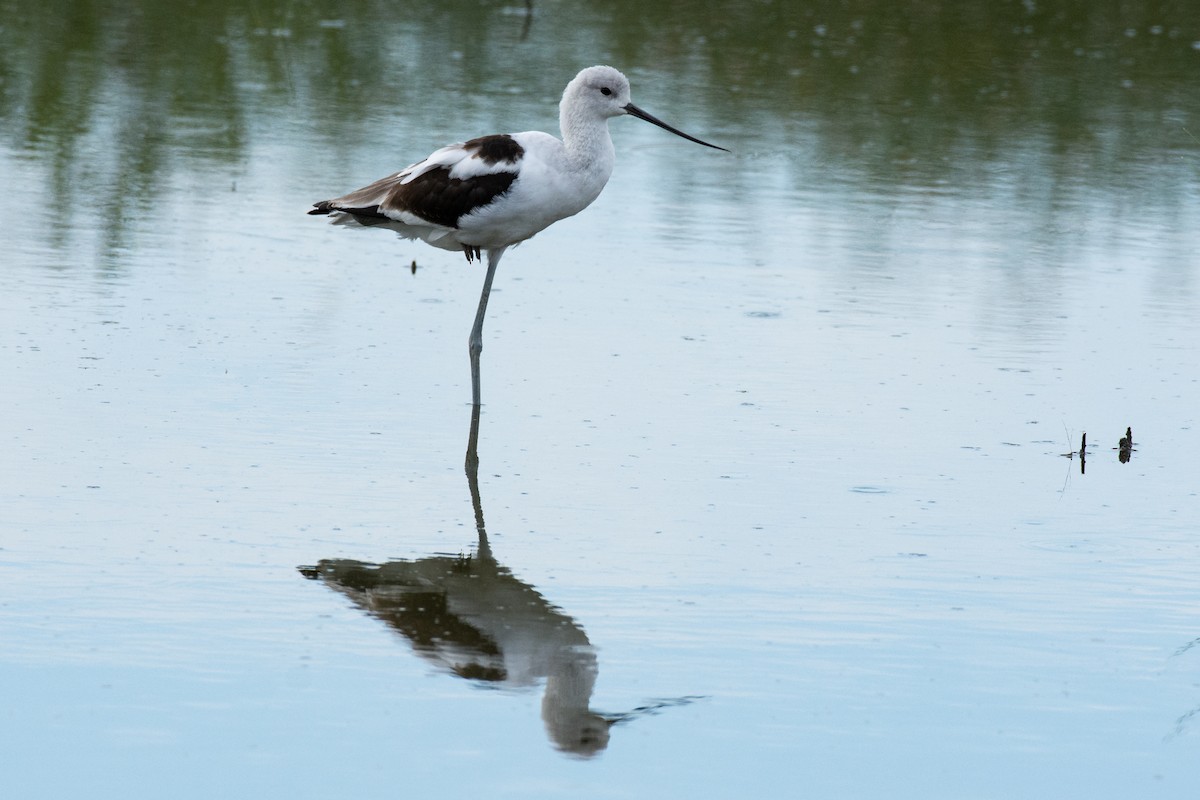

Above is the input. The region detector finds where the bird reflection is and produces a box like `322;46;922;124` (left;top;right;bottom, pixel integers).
300;408;612;756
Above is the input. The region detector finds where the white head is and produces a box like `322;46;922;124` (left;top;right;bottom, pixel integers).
561;65;728;151
562;65;633;120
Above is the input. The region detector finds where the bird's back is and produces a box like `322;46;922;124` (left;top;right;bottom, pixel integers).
309;134;528;251
310;128;613;253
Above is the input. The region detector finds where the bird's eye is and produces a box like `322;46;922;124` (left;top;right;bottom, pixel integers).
600;87;612;96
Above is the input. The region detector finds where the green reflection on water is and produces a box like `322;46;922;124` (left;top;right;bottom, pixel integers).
2;0;1197;260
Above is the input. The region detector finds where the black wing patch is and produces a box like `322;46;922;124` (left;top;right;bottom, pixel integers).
382;167;517;228
309;135;524;228
463;134;525;165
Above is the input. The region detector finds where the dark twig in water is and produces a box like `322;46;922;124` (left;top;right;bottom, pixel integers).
1057;424;1083;492
519;0;534;41
1119;426;1133;464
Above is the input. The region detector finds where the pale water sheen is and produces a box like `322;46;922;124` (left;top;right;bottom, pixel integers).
2;1;1200;798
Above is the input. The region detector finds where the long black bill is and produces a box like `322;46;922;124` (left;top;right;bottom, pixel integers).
623;102;729;152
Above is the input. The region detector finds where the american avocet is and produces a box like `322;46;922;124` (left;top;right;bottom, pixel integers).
309;65;727;408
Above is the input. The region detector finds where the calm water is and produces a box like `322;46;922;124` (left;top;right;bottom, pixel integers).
3;1;1200;797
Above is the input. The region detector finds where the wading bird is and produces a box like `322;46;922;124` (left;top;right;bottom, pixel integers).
309;65;727;408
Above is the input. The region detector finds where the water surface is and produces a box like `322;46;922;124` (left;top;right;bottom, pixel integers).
3;2;1200;797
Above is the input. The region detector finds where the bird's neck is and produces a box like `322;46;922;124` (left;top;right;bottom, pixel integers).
559;107;616;175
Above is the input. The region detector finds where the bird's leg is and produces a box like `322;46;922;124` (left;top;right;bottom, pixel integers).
468;247;506;408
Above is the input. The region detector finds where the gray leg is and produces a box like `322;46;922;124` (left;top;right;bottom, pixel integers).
468;247;506;408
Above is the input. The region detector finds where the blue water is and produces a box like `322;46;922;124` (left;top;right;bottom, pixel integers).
3;3;1200;797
